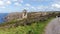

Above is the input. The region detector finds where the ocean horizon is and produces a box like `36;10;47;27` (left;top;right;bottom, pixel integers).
0;13;8;23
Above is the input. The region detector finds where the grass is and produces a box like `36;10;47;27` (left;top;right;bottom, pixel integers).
0;17;54;34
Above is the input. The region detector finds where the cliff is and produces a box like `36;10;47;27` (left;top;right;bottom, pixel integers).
0;11;59;28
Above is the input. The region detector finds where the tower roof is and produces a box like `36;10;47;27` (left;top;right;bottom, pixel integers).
23;9;27;12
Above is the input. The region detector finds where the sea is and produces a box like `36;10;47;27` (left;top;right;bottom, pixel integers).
0;13;8;23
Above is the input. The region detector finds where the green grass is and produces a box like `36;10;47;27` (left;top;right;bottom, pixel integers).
0;17;54;34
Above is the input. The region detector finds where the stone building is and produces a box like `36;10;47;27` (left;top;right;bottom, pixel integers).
22;9;27;19
5;9;27;22
5;9;48;22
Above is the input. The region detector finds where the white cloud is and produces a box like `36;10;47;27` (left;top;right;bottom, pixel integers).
36;5;49;11
25;4;31;7
0;6;6;8
37;6;44;9
13;0;17;1
31;6;36;10
18;0;23;3
20;0;23;3
31;7;35;8
24;7;29;10
14;2;22;6
2;6;5;8
6;1;11;5
15;3;19;5
0;1;4;6
52;4;60;8
31;0;51;2
37;6;42;10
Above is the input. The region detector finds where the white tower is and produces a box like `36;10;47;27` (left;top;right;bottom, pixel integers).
22;9;27;19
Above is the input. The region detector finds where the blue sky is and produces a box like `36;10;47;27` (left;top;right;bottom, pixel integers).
0;0;60;13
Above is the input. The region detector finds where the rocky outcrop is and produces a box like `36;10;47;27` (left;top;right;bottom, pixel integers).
0;12;58;28
5;12;23;22
5;9;28;22
4;12;49;22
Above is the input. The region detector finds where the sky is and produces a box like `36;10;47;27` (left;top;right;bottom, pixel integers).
0;0;60;13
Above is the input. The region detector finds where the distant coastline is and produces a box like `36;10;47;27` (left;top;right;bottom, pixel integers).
0;11;60;23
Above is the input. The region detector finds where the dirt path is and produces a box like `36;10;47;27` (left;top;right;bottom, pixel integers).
45;17;60;34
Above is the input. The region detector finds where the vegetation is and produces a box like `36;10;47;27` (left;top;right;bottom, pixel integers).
0;17;54;34
0;12;59;34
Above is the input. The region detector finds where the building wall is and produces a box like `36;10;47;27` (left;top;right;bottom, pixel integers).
22;9;27;19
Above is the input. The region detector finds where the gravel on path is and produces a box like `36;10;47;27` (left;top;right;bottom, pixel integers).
45;17;60;34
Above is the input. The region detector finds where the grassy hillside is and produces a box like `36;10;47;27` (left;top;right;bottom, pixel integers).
0;17;54;34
